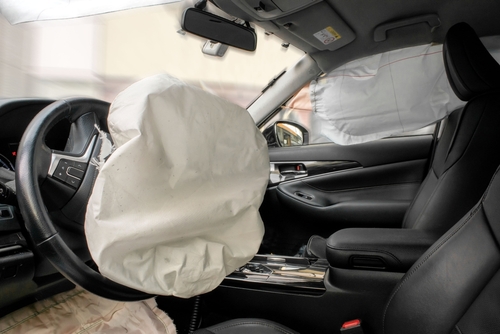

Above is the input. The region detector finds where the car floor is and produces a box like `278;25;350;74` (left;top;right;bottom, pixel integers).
0;287;176;334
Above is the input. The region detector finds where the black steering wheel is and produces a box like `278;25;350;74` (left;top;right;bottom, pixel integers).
16;98;153;301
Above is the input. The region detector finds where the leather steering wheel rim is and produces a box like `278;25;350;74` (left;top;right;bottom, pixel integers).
16;98;153;301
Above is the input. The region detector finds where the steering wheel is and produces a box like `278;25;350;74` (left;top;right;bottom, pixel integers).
16;98;153;301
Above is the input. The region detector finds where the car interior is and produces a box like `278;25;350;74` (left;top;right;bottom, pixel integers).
1;1;500;334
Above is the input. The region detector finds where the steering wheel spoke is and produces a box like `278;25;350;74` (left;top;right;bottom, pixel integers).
48;136;96;189
16;98;152;301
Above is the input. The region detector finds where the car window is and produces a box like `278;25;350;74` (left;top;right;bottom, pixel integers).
0;3;304;108
261;83;436;146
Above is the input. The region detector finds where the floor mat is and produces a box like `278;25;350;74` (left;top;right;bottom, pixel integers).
0;287;176;334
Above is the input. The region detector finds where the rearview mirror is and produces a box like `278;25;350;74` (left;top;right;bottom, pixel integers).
181;8;257;52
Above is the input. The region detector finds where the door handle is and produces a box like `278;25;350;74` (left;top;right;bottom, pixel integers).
279;163;307;176
269;163;308;185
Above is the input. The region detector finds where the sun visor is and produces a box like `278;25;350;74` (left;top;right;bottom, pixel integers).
85;74;269;298
0;0;180;24
310;38;500;145
274;2;355;52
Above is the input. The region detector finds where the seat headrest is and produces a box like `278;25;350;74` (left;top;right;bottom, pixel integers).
443;22;500;101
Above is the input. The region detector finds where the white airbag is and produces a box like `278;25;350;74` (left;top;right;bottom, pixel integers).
85;74;269;298
311;39;500;145
0;288;176;334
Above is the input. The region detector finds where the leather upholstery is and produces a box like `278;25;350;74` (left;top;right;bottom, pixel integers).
195;22;500;334
315;22;500;264
383;166;500;334
305;235;328;258
402;92;500;234
198;157;500;334
443;22;500;101
403;24;500;233
326;228;439;272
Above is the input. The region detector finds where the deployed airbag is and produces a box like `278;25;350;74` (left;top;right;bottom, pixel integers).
310;39;500;145
85;74;269;298
0;288;176;334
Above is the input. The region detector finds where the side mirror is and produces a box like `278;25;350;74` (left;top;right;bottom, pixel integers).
181;8;257;52
263;121;309;147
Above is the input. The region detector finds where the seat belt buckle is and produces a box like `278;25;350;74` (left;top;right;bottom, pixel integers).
340;319;363;333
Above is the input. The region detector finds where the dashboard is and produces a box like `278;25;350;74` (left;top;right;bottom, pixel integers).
0;99;71;172
0;98;75;317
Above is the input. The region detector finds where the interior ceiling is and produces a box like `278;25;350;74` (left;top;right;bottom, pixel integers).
213;0;500;73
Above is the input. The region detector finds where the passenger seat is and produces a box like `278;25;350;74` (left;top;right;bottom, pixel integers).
307;22;500;259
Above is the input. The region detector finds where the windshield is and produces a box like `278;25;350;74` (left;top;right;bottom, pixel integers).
0;2;304;108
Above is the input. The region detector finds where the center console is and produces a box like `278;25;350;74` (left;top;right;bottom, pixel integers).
208;252;402;334
210;227;434;333
224;254;328;295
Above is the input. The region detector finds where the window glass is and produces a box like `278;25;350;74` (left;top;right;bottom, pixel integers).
0;3;304;107
262;84;436;146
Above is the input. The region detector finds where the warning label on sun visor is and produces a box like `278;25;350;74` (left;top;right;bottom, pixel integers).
313;26;342;45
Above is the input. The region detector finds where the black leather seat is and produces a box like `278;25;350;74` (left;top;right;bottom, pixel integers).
196;165;500;332
194;22;500;334
308;21;500;260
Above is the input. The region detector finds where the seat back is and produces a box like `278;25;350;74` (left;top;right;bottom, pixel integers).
384;163;500;334
384;22;500;334
402;22;500;235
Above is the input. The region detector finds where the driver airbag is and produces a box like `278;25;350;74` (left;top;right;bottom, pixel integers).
85;74;269;298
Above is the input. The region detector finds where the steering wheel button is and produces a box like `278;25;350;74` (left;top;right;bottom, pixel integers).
53;166;68;182
74;162;88;170
59;159;75;168
66;175;81;188
67;166;84;179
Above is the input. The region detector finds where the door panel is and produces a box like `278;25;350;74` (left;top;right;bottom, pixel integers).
276;160;426;228
259;135;433;256
268;135;433;167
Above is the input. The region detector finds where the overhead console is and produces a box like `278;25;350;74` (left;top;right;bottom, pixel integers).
220;0;323;20
213;0;356;52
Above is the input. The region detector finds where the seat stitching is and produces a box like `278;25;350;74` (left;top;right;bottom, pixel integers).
402;168;436;228
441;99;488;175
443;106;465;162
411;101;488;230
209;321;296;334
382;200;483;334
409;168;450;230
382;160;500;333
412;98;500;228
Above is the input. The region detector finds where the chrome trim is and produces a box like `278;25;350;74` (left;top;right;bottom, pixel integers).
48;136;96;176
269;160;361;185
226;254;327;291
